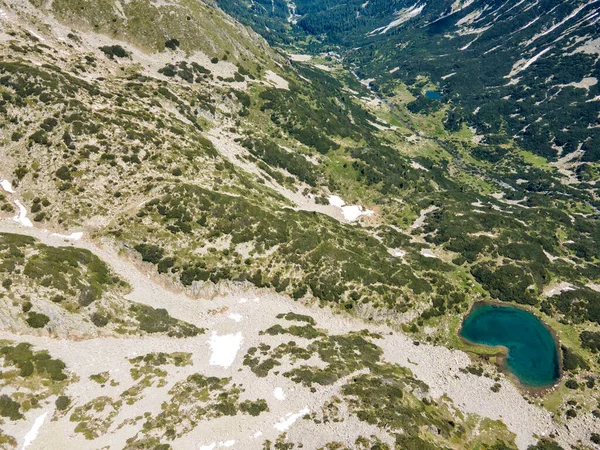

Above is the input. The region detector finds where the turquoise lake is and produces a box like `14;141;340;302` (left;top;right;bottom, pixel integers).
425;90;442;99
460;303;560;387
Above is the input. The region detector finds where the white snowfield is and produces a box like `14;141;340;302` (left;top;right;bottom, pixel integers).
273;407;310;431
369;4;425;34
228;313;243;322
328;195;374;222
207;332;243;368
1;179;15;193
22;412;47;450
273;387;286;401
13;200;33;227
51;231;84;241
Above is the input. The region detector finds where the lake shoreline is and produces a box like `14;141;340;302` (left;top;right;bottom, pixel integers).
458;300;563;396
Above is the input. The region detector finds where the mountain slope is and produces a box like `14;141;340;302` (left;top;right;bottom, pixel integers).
220;0;600;166
1;0;600;448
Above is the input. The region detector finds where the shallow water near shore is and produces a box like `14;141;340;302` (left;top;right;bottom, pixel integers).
460;303;560;388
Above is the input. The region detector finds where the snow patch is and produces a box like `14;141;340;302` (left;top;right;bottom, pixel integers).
420;248;437;258
208;332;243;368
273;387;286;401
370;4;425;34
274;408;310;431
13;200;33;228
52;232;83;241
228;313;243;323
252;431;263;438
507;47;552;78
199;444;216;450
328;195;374;222
22;412;47;450
1;180;15;193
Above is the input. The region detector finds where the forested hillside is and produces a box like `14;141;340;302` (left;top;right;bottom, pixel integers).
219;0;600;165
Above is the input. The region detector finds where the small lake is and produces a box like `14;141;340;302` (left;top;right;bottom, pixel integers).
425;90;442;99
460;303;560;388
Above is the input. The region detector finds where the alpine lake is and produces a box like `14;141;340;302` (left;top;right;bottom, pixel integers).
460;303;561;389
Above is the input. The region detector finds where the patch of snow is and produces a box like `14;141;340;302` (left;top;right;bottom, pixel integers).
219;441;235;448
0;180;15;193
207;332;243;368
460;37;479;50
370;4;425;34
22;412;48;450
228;313;243;323
199;444;216;450
328;195;346;208
328;195;374;222
27;29;45;41
252;431;263;438
13;200;32;228
516;16;540;33
274;408;310;431
389;67;400;74
273;387;286;401
441;72;456;80
238;297;248;304
420;248;437;258
526;1;596;46
52;232;83;241
507;47;552;78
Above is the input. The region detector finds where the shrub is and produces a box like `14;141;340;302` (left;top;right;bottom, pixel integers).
134;243;164;264
99;45;129;59
29;130;49;146
26;312;50;328
55;395;71;411
0;395;22;420
561;346;589;372
91;312;109;327
565;379;579;389
165;38;180;50
55;166;72;181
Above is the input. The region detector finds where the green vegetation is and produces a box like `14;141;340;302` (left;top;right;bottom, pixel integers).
0;341;71;426
126;374;268;445
129;304;203;338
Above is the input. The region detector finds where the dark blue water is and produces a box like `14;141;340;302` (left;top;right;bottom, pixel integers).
460;304;560;387
425;90;442;99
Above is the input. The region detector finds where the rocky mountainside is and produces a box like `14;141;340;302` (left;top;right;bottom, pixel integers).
0;0;599;449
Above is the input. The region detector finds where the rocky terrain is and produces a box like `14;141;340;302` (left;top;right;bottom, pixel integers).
0;0;599;449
